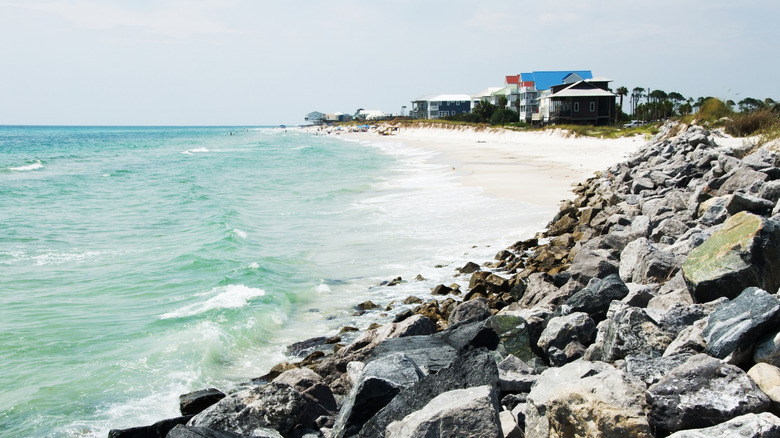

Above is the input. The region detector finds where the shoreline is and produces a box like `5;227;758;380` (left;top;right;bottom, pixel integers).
113;123;780;438
324;124;645;207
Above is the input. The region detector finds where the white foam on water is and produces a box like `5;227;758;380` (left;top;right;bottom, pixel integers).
248;262;260;269
181;147;209;155
232;228;247;239
160;284;266;319
316;282;331;294
9;160;43;171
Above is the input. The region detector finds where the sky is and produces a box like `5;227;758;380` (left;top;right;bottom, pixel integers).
1;0;778;126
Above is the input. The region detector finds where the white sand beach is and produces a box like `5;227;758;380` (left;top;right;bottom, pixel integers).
336;125;646;207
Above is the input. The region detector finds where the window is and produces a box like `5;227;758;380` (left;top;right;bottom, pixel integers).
590;102;596;112
440;111;449;117
574;102;580;112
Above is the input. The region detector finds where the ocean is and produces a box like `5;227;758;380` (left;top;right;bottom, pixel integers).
0;126;550;437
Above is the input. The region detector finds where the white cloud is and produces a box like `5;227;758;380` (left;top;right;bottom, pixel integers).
0;0;244;40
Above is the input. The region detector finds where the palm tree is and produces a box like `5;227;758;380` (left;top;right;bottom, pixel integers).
631;87;645;116
616;86;628;113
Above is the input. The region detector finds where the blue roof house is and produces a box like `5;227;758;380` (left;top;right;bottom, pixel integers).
520;71;593;91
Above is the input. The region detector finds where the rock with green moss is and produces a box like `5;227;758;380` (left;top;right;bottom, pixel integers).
682;212;780;303
483;313;537;362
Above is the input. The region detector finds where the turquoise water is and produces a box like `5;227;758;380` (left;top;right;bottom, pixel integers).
0;126;549;437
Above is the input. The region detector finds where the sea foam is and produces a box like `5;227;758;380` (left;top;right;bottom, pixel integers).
10;160;43;171
160;284;265;319
181;148;209;155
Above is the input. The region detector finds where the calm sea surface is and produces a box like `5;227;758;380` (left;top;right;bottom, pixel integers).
0;126;550;437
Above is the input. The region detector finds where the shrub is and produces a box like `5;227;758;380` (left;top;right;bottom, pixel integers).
726;109;780;137
694;98;733;124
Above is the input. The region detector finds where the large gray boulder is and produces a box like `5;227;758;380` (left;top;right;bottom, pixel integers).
566;248;619;283
187;382;308;437
682;211;780;302
497;354;537;393
754;330;780;367
537;312;596;366
272;368;337;427
448;297;491;326
167;424;269;438
525;361;652;438
703;287;780;365
622;353;694;386
384;385;502;438
646;354;771;436
564;274;630;322
619;238;679;284
332;353;424;438
665;412;780;438
358;348;499;438
584;304;672;363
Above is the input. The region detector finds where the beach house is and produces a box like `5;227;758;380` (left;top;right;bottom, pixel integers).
305;111;325;125
411;94;473;119
538;76;617;125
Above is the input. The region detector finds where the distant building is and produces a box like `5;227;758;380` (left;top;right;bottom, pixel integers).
305;111;325;125
539;77;616;125
411;94;473;119
324;112;353;123
355;109;390;121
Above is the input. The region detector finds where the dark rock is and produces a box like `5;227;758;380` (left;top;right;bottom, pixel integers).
358;348;499;438
392;309;413;323
187;382;307;437
703;287;780;365
727;192;775;216
383;385;502;438
356;301;378;311
459;261;481;274
166;425;255;438
754;331;780;367
401;296;422;305
430;284;452;296
665;412;780;438
683;212;780;302
367;336;458;375
332;353;424;438
622;353;693;386
109;416;193;438
646;354;771;436
564;274;630;321
658;302;714;338
482;313;534;361
447;297;491;326
180;389;226;417
537;312;596;366
585;305;672;363
273;367;337;420
287;337;329;358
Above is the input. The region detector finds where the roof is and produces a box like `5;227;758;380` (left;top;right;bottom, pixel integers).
506;75;520;85
472;87;503;99
544;81;616;99
520;70;593;91
413;94;473;102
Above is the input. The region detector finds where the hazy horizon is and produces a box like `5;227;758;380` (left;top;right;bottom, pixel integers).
2;0;778;126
